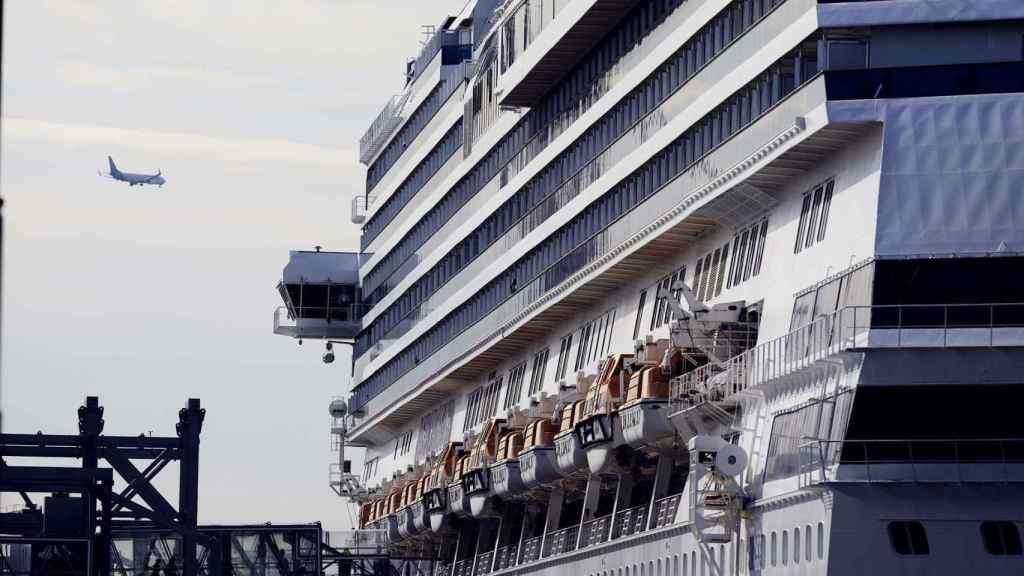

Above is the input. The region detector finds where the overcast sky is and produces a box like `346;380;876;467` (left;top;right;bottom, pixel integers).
1;0;467;530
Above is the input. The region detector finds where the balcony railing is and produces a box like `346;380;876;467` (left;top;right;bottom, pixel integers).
273;305;365;339
611;504;648;540
520;535;543;563
360;93;413;165
542;524;579;557
449;494;692;573
493;544;519;571
579;514;613;549
453;557;475;576
651;493;683;529
475;551;494;575
672;303;1024;412
799;438;1024;485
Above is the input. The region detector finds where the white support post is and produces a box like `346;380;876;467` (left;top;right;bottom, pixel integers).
647;456;674;530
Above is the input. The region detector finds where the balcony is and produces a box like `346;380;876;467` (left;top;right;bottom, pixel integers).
274;250;365;340
498;0;641;108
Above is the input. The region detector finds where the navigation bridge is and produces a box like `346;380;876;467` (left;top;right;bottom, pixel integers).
274;249;366;341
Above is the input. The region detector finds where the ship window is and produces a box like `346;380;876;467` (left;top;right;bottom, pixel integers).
714;243;729;296
650;275;672;330
770;532;777;566
805;183;824;249
504;362;527;410
666;269;685;325
555;334;573;381
575;322;594;372
981;521;1022;556
888;521;929;556
782;530;789;565
528;348;549;395
818;523;825;559
816;180;834;241
806;524;812;562
752;220;768;276
794;527;800;564
794;193;812;253
827;39;869;70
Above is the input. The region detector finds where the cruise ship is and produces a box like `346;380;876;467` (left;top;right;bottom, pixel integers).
275;1;1024;574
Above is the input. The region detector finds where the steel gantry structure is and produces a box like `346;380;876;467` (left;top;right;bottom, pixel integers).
0;395;208;576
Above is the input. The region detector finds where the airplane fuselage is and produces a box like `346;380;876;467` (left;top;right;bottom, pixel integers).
105;156;165;187
114;171;166;186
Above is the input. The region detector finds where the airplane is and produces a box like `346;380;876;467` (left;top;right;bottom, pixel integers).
100;156;166;187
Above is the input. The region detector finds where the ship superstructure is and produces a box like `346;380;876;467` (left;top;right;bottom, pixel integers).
276;1;1024;574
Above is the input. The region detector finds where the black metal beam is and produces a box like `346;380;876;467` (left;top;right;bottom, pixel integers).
0;465;113;493
177;398;204;576
104;449;181;526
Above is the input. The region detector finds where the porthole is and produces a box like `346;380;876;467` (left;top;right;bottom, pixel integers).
888;521;930;556
981;521;1023;556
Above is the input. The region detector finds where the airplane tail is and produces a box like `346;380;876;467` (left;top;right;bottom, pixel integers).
107;156;122;177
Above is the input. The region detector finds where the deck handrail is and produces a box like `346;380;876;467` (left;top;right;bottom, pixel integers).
672;303;1024;411
798;437;1024;484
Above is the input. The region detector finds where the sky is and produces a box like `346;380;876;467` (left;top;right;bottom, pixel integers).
1;0;467;530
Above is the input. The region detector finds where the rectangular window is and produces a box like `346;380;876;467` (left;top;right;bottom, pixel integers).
555;334;573;380
707;248;722;300
463;387;482;432
714;243;729;297
692;258;706;304
734;231;750;282
665;268;684;325
816;180;835;242
650;276;671;330
795;178;835;252
504;362;527;410
753;220;768;276
794;193;812;254
633;290;648;340
743;226;758;282
528;348;550;395
602;309;615;355
575;323;593;372
804;184;824;249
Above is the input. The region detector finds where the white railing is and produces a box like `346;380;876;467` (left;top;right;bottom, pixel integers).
799;438;1024;485
273;305;364;339
360;92;413;165
672;303;1024;412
